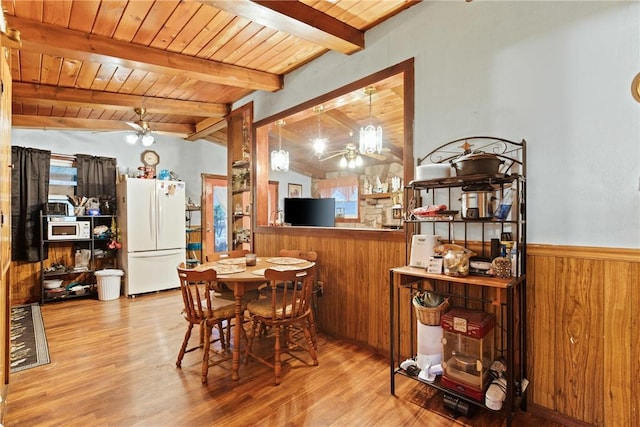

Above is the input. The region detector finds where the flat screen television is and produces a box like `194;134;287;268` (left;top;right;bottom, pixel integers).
284;197;336;227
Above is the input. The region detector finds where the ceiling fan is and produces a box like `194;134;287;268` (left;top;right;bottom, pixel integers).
318;142;386;169
125;107;155;146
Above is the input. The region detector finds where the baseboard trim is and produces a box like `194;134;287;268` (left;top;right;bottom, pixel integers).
527;402;594;427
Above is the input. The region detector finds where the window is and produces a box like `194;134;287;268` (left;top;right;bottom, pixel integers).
49;156;77;197
316;176;359;220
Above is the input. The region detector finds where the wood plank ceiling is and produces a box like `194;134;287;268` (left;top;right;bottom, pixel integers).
1;0;417;173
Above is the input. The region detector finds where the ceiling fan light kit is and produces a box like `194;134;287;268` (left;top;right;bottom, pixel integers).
338;143;364;169
340;153;363;169
125;107;156;146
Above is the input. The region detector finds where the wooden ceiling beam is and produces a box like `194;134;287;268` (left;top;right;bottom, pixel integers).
202;0;364;54
7;16;283;92
185;117;227;141
13;83;229;117
12;115;194;135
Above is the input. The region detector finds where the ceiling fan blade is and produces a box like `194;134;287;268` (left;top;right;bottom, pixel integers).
319;152;345;161
363;152;386;160
125;121;143;132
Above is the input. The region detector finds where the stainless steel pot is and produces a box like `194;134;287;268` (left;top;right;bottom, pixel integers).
460;191;496;219
452;152;504;176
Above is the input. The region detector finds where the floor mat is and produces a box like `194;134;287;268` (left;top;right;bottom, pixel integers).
10;304;50;372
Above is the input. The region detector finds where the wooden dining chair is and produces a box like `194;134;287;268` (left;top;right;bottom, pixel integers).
278;249;318;263
278;249;319;348
205;249;249;263
176;263;237;384
203;249;258;345
244;265;318;385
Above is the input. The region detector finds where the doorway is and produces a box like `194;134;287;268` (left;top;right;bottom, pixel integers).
202;174;229;255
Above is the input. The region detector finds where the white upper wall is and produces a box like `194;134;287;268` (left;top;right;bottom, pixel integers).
239;1;640;249
10;129;226;225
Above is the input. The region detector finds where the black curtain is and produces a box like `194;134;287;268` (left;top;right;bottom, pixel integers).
11;146;51;262
76;154;117;203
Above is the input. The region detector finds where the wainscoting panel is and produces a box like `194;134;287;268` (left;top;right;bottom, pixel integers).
527;245;639;427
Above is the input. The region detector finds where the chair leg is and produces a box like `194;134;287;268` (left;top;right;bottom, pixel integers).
217;320;226;349
176;323;194;368
307;309;318;350
302;323;318;366
244;317;259;366
201;319;211;384
274;325;282;385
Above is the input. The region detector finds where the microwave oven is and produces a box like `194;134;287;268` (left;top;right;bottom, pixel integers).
47;219;91;240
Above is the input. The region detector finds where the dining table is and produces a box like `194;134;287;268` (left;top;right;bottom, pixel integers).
194;255;315;380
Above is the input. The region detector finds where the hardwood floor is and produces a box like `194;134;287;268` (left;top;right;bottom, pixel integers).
5;290;563;426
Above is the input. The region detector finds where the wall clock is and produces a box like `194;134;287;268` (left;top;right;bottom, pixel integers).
141;150;160;166
632;72;640;103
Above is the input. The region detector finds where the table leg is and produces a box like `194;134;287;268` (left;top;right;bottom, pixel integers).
232;285;244;381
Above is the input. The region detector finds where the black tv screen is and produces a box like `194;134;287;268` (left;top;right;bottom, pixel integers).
284;198;336;227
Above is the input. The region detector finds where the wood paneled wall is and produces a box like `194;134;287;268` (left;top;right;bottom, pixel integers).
527;245;639;427
256;228;639;426
254;227;405;351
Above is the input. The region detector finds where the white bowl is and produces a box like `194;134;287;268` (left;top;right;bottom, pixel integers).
44;279;63;289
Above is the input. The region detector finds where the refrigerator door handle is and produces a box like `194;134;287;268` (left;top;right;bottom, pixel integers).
156;189;162;243
149;189;155;242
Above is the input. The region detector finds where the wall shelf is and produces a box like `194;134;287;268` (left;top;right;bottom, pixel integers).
360;192;393;200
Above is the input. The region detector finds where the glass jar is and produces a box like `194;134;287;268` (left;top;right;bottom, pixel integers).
443;249;469;277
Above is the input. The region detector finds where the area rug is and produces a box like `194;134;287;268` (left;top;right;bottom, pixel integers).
10;304;50;372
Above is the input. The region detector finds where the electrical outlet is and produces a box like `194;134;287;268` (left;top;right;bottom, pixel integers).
316;281;324;297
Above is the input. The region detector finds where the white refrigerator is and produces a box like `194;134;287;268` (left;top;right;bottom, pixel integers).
117;178;186;296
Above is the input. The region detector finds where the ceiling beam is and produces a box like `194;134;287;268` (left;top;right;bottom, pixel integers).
13;83;229;117
185;117;227;141
7;16;283;92
202;0;364;54
12;115;194;135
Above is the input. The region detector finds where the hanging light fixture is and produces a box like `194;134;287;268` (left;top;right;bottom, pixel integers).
311;105;328;158
271;120;289;172
125;107;155;146
339;142;363;169
359;86;382;154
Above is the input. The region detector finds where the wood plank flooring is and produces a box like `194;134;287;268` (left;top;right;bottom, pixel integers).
5;290;564;426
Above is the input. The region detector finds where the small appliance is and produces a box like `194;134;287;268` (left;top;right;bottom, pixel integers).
440;308;495;401
409;234;439;268
46;195;73;216
47;218;91;240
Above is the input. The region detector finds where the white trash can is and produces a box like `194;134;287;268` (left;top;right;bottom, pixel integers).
95;269;124;301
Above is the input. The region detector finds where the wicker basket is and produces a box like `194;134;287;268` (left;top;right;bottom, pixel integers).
413;297;449;326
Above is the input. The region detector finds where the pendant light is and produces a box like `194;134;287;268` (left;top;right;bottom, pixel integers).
271;120;289;172
359;86;382;154
311;105;327;158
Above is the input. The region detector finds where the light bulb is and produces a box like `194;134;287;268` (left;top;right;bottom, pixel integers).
126;133;138;144
141;133;155;146
312;138;326;156
355;154;363;167
339;156;348;168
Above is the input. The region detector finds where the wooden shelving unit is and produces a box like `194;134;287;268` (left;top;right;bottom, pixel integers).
390;137;527;426
227;104;253;252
